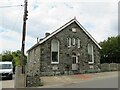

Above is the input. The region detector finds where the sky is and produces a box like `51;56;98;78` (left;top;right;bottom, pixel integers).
0;0;119;54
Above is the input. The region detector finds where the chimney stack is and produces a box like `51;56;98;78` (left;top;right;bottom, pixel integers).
45;32;50;37
37;37;39;43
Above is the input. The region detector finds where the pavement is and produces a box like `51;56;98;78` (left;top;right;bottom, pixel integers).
40;71;118;88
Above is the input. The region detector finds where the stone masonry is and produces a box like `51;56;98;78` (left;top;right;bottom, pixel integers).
39;22;100;76
26;45;41;86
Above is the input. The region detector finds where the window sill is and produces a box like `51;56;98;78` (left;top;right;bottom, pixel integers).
88;62;94;64
68;46;71;48
51;62;59;64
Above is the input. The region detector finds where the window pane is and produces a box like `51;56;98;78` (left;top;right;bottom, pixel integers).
72;57;76;64
88;54;92;62
88;44;92;55
51;39;59;63
0;64;12;69
88;44;93;63
52;52;58;62
51;39;58;51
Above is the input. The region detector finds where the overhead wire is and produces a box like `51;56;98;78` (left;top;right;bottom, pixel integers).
0;5;24;8
11;7;24;33
0;3;24;33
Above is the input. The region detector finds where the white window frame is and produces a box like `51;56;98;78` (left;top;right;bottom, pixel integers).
76;56;78;63
72;38;75;45
68;38;71;47
78;39;80;48
88;44;94;64
51;39;59;64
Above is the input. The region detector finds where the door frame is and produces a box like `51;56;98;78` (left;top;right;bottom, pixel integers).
72;54;78;70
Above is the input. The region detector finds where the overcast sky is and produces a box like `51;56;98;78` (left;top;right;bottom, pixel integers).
0;0;118;53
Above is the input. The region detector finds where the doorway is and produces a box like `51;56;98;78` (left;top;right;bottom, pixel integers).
72;54;78;70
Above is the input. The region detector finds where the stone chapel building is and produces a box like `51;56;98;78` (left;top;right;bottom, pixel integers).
26;18;101;76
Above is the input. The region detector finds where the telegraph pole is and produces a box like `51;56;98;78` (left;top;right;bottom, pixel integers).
20;0;28;73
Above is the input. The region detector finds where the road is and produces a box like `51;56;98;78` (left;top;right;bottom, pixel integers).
0;77;14;88
41;75;118;88
62;76;118;88
0;71;118;88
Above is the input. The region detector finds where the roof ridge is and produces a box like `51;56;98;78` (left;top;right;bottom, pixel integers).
45;18;75;37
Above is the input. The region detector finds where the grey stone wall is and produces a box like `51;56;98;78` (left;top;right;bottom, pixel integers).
26;45;41;87
40;22;100;76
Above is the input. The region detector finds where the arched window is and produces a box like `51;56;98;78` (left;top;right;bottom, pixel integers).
67;38;71;47
72;38;75;45
77;39;81;48
51;39;59;64
88;44;94;64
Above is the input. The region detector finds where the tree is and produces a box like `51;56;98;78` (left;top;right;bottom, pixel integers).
0;54;2;61
0;50;27;73
2;51;13;61
12;50;21;66
12;50;27;72
99;35;120;63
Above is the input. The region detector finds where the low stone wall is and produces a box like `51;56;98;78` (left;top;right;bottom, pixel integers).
110;63;118;71
25;61;41;87
26;75;41;87
40;70;78;76
41;71;62;76
100;63;110;71
100;63;120;72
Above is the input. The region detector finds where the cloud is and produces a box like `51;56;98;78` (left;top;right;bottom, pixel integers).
0;27;36;53
0;28;21;52
0;0;118;53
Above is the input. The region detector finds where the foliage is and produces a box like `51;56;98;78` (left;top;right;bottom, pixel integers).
1;50;27;72
0;54;2;61
99;35;120;63
12;50;21;66
1;51;13;61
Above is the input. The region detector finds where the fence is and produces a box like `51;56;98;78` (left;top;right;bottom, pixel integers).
100;63;120;72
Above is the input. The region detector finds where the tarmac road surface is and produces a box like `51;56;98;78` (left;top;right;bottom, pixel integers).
0;71;118;88
0;76;14;88
40;71;118;88
41;75;118;88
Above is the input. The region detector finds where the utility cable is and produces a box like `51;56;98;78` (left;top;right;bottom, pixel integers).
0;5;24;8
